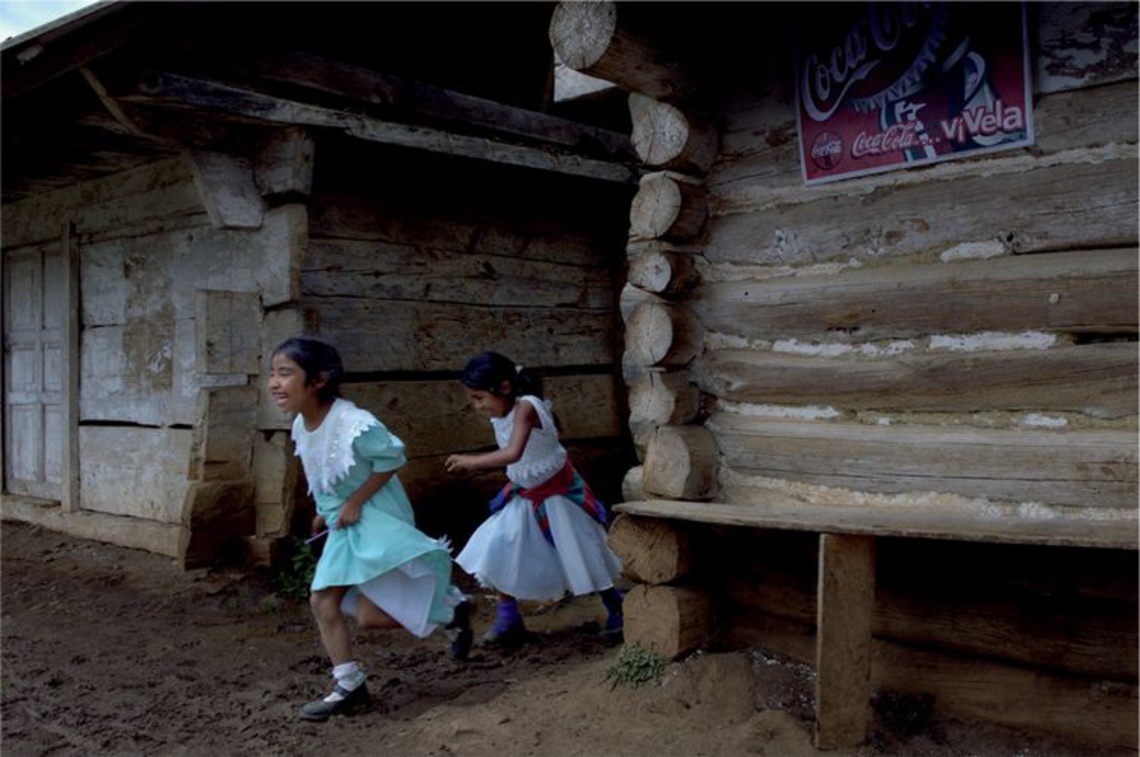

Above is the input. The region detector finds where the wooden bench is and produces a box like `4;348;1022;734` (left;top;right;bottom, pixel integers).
612;498;1139;750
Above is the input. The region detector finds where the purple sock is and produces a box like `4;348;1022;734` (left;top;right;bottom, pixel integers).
600;588;623;616
493;598;522;632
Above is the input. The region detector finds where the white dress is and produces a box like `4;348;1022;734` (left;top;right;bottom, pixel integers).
456;396;623;600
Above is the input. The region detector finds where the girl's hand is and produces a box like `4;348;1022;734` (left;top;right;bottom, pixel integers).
445;454;474;473
312;515;327;535
335;500;364;528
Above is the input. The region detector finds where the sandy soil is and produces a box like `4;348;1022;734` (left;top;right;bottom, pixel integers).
1;520;1100;757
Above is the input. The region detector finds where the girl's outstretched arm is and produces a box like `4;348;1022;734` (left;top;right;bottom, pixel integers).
335;469;396;528
445;400;538;473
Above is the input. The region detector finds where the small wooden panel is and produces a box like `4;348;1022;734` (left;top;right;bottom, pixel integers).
614;499;1139;550
195;290;261;375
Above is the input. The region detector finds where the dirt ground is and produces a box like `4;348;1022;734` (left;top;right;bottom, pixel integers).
1;520;1106;757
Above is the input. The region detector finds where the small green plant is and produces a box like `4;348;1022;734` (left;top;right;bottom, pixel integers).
605;644;665;690
274;537;317;601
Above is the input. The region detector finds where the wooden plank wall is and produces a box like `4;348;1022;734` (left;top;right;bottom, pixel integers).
671;4;1138;747
696;3;1138;520
298;139;635;544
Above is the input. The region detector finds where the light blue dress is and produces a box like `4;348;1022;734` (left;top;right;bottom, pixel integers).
292;398;458;638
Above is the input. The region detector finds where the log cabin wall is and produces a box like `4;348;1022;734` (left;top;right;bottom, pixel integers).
2;156;289;562
553;0;1137;748
271;137;635;547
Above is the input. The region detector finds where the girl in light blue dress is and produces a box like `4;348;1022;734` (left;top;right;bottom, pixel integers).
268;338;472;722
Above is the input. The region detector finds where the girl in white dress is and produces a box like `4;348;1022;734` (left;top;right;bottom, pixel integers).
445;351;624;646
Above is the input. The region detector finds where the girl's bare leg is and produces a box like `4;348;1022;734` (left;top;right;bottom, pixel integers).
355;595;401;630
310;586;352;664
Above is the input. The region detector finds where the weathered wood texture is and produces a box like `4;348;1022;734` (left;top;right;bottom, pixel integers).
641;424;718;500
629;93;718;174
78;426;193;522
626;241;700;295
623;582;712;659
625;300;703;368
696;248;1138;342
342;374;620;458
708;413;1138;508
814;533;875;749
607;512;694;585
699;342;1138;418
706;528;1139;683
549;1;696;103
616;498;1139;551
629;172;708;241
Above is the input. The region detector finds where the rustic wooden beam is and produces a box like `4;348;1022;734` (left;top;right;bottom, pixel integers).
182;147;265;230
629;93;719;174
642;424;718;500
696;248;1139;341
701;342;1139;419
814;533;875;749
629;172;708;241
125;70;637;184
246;50;634;160
549;1;695;102
711;413;1138;509
613;498;1139;550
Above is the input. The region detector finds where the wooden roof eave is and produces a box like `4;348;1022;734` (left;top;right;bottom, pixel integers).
106;66;638;186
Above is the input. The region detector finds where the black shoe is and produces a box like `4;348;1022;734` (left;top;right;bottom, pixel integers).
446;600;474;661
299;682;369;722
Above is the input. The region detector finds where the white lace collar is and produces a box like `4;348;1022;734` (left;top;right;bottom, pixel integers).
291;398;378;495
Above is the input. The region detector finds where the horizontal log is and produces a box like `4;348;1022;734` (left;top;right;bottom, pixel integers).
699;342;1138;418
616;497;1139;548
607;513;694;585
708;413;1139;508
626;240;701;295
695;248;1138;341
1035;3;1139;94
549;1;696;102
622;465;646;502
625;300;703;367
629;172;708;241
642;424;718;500
307;239;613;310
629;93;718;173
254;127;314;197
628;369;699;427
706;158;1138;265
246;50;634;160
342;373;621;457
712;80;1139;212
623;583;712;659
128;71;636;185
313;298;615;373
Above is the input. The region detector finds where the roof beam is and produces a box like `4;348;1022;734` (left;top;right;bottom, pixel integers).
120;69;637;184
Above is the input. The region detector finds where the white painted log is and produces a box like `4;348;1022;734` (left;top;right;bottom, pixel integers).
625;300;703;367
629;93;718;173
642;424;718;500
619;282;664;324
549;1;694;102
629;172;708;241
627;240;700;295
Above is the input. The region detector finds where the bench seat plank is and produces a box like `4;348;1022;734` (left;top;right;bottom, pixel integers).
614;499;1138;550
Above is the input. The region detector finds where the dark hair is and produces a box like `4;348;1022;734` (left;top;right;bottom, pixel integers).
272;337;344;402
459;351;542;400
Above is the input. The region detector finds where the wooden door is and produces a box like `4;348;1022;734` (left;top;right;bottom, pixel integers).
3;244;63;500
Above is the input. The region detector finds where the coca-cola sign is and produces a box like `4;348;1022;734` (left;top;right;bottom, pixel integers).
795;2;1034;184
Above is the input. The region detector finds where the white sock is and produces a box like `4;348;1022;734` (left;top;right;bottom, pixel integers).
325;661;365;702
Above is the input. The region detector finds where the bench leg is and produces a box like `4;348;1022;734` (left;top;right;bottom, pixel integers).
814;533;876;750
